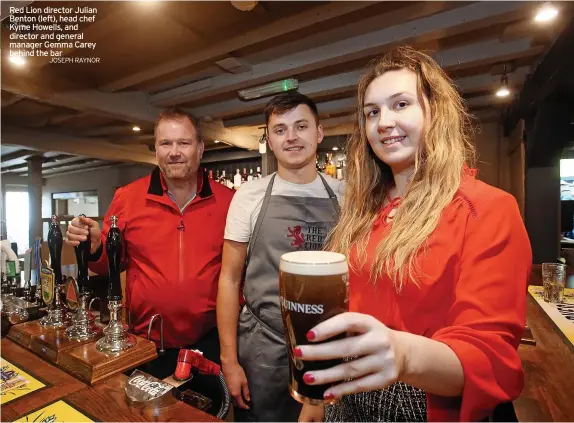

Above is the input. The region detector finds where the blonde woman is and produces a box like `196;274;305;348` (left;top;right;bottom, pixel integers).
296;46;532;422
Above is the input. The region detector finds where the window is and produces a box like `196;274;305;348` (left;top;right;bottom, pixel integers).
6;191;29;255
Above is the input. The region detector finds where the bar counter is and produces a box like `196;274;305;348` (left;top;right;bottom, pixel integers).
2;289;573;422
515;290;574;421
0;338;221;422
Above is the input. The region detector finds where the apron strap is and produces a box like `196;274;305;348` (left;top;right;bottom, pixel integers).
245;172;277;270
317;173;341;218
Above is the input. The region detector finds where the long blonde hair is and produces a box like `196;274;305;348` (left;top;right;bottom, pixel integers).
327;46;476;291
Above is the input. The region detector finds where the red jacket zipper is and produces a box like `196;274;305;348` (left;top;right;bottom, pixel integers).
178;218;184;284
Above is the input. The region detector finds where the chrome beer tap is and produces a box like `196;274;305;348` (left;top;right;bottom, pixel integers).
65;215;102;341
96;215;135;353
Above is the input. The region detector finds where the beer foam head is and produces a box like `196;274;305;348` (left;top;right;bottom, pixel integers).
280;251;348;276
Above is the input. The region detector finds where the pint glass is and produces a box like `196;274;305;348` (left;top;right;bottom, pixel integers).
279;251;349;405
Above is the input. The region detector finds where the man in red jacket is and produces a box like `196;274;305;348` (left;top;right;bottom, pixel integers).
65;108;234;380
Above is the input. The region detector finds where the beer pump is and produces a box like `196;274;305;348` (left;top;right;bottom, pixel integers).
39;216;69;329
96;215;136;353
65;215;102;341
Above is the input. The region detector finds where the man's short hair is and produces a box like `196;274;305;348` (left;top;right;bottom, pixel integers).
154;107;201;141
264;92;320;127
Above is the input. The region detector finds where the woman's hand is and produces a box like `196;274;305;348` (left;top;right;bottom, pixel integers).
298;403;325;422
295;312;408;401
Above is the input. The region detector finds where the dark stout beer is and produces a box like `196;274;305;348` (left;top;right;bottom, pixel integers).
279;251;348;405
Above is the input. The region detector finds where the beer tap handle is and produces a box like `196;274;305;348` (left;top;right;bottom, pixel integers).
74;214;90;291
48;215;63;285
106;215;123;301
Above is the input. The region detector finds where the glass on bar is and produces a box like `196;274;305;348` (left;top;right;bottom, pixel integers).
542;263;566;303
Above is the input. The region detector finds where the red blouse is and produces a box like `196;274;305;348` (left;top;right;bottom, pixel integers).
349;170;532;422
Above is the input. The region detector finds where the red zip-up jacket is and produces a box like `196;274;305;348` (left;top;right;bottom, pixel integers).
89;167;234;348
350;169;532;421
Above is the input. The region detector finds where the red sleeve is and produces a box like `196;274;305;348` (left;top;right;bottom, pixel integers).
428;193;532;422
88;187;128;275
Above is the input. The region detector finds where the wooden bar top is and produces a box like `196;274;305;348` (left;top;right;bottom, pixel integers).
1;338;88;422
64;373;222;422
1;337;222;422
515;292;574;422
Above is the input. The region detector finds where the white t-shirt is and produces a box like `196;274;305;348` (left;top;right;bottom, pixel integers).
224;172;345;243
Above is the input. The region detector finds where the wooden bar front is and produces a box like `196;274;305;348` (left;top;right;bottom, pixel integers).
515;294;574;421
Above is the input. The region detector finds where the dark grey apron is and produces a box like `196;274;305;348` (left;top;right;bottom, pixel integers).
236;173;340;422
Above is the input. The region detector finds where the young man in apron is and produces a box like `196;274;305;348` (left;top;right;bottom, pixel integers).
217;92;344;421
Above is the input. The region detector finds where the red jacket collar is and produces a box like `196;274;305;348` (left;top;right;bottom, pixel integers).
147;167;212;199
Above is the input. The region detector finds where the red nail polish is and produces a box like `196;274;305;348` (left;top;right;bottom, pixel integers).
324;392;335;400
306;330;316;341
303;373;315;383
293;347;303;357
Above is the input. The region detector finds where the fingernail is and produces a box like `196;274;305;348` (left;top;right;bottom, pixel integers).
293;347;303;357
306;330;316;341
324;392;335;400
303;373;315;383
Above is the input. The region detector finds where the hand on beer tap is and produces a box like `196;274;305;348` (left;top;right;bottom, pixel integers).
66;216;102;254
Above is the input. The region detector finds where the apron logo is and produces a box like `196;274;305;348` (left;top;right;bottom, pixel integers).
287;226;305;250
286;225;326;251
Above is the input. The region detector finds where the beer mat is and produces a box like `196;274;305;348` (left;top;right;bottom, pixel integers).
1;359;48;405
14;399;99;422
528;286;574;352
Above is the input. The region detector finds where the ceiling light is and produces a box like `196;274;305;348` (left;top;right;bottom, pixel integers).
132;126;141;132
496;66;511;98
214;140;220;143
535;3;558;22
232;1;258;11
238;78;299;101
9;56;26;67
496;87;510;98
332;147;339;151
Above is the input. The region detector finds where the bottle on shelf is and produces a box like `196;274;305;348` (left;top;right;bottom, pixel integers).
336;159;344;181
233;169;242;190
248;168;254;182
219;170;227;185
208;169;214;180
256;166;262;180
242;168;248;184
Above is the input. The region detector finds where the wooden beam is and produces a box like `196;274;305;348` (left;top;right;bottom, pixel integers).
42;163;123;178
2;127;157;165
504;18;574;135
2;74;258;150
1;94;24;108
100;1;379;92
1;149;34;165
150;2;529;106
4;156;93;174
222;63;531;128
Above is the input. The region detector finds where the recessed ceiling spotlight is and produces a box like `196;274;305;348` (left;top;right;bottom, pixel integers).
214;140;220;143
9;56;26;67
535;3;558;22
332;147;339;151
132;126;141;132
